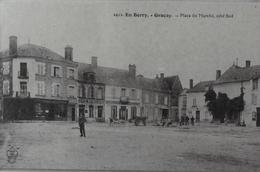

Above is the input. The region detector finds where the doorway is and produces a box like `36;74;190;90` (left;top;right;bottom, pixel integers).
119;106;128;120
71;108;75;121
257;107;260;127
196;110;200;122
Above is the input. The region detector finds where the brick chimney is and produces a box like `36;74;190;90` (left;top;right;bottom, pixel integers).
91;56;97;68
9;35;17;56
216;70;221;80
245;60;251;68
160;73;164;79
129;64;136;78
65;45;73;61
189;79;193;89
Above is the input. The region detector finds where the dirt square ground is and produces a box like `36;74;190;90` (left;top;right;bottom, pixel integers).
0;122;259;171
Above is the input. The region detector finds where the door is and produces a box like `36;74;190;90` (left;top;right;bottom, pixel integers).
71;108;75;121
97;106;103;118
119;106;128;120
257;108;260;127
196;110;200;122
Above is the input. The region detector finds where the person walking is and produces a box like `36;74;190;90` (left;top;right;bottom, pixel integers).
191;116;195;126
79;114;86;137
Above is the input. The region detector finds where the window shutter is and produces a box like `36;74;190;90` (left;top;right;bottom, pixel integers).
51;66;54;76
59;67;63;77
51;84;54;96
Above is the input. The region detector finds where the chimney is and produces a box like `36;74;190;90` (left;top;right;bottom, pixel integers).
9;35;17;56
128;64;136;78
245;60;251;68
65;45;73;61
189;79;193;89
160;73;164;79
216;70;221;80
91;56;97;68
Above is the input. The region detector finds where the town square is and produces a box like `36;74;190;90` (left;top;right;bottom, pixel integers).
0;0;260;171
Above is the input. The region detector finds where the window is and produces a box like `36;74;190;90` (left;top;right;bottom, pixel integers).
2;62;10;75
52;83;61;97
183;95;187;105
37;62;46;75
155;94;159;104
89;105;94;118
131;89;136;99
97;87;103;99
131;106;137;119
193;98;197;106
88;86;94;98
164;96;168;105
3;80;9;95
111;87;116;98
68;85;75;98
20;82;27;94
121;88;126;97
52;65;62;77
111;106;117;119
145;93;149;103
253;78;258;90
36;81;45;96
67;68;75;79
251;94;257;105
79;85;85;97
20;63;28;77
252;112;256;121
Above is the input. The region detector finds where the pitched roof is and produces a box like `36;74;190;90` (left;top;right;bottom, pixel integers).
214;65;260;84
0;44;65;61
78;62;182;93
187;80;214;93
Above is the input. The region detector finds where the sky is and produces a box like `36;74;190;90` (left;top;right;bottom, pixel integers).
0;0;260;88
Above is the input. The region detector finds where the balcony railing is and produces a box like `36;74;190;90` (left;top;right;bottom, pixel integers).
16;91;30;98
18;71;29;79
120;96;129;104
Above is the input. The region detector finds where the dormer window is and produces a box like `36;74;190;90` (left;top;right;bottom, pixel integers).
83;72;96;83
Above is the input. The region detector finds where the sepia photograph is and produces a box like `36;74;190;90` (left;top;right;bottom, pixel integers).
0;0;260;171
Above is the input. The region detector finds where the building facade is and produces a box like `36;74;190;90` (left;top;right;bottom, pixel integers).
0;36;78;120
213;61;260;126
0;36;183;122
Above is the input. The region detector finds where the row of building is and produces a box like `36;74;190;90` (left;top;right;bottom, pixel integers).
179;61;260;127
1;36;259;127
0;36;182;122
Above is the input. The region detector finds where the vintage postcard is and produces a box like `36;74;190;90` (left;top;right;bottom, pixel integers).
0;0;260;171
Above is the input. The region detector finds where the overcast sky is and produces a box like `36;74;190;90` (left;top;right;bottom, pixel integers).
1;0;260;88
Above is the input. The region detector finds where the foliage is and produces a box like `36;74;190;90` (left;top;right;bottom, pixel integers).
204;87;245;123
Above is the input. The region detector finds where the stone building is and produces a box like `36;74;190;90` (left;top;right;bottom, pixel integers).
0;36;78;120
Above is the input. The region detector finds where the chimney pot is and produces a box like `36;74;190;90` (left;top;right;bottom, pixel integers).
246;60;251;68
190;79;193;89
65;45;73;61
129;64;136;78
91;56;98;68
216;70;221;80
160;73;164;79
9;35;17;56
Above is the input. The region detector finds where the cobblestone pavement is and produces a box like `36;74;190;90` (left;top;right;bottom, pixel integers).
0;122;260;171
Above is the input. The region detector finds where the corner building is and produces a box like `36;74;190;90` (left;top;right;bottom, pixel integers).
0;36;78;120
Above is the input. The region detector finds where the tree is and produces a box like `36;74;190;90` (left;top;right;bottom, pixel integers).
204;88;217;120
216;93;229;123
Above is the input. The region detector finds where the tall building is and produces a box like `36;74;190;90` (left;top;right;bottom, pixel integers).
0;36;78;120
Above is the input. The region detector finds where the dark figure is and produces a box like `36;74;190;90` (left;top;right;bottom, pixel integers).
79;114;86;137
191;116;195;126
185;116;189;125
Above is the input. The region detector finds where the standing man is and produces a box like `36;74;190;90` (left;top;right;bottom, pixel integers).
79;114;86;137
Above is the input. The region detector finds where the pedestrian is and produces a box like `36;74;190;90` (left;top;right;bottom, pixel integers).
79;114;86;137
191;116;194;126
186;116;189;125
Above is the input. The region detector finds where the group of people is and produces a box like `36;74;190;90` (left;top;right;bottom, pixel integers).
180;115;195;126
